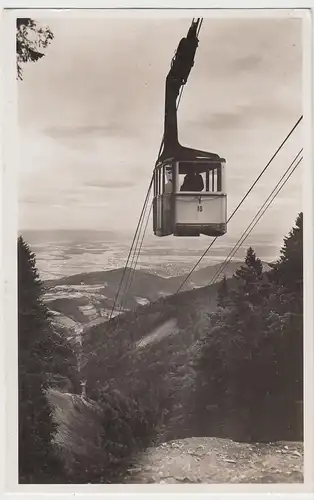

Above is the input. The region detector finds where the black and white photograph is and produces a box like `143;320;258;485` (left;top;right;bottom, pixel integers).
2;7;312;489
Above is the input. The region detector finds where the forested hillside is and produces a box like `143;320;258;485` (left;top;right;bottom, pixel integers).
18;214;303;483
191;213;303;442
18;237;80;483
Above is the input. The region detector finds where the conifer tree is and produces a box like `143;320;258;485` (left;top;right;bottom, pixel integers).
266;213;303;409
234;247;264;305
195;216;303;441
270;213;303;304
217;275;229;309
18;236;64;483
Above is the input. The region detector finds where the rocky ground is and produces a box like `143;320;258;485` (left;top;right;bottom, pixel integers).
47;391;303;485
127;437;303;484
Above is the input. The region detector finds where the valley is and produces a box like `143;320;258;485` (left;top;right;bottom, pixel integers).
43;261;271;345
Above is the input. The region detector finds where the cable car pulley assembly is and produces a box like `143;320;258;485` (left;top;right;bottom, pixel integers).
152;18;227;238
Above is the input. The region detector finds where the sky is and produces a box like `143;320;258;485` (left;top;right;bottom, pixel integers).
18;13;303;246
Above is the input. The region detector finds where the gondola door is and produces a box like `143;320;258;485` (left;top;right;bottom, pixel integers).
153;164;173;237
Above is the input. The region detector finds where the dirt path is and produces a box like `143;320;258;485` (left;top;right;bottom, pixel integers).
127;437;303;483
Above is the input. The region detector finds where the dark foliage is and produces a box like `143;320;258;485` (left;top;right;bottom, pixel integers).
69;388;159;483
18;236;78;483
18;236;60;482
193;216;303;442
16;18;54;80
217;274;229;309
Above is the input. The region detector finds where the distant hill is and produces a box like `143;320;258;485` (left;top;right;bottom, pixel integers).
44;268;172;311
45;267;169;292
168;260;271;290
43;261;271;329
45;260;271;293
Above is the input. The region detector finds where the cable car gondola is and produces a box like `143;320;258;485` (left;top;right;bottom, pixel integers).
153;19;227;237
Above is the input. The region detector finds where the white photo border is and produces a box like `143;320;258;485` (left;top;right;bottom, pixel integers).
0;1;313;499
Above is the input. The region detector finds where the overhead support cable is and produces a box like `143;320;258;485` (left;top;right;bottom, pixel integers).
114;18;205;315
175;115;303;294
208;149;303;287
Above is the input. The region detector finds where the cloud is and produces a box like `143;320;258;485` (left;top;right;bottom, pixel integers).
232;54;262;72
21;198;39;205
194;108;250;131
187;99;299;135
45;124;133;139
85;181;136;189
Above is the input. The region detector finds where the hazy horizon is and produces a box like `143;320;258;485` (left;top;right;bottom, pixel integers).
21;228;281;282
20;225;290;280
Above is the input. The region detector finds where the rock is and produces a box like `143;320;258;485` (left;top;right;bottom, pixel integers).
127;437;303;484
291;450;302;457
46;388;104;473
